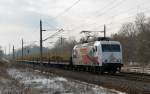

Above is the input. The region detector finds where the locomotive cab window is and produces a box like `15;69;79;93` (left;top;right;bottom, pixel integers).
101;44;120;52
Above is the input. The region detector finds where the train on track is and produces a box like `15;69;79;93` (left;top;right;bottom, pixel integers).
71;37;123;73
19;37;123;74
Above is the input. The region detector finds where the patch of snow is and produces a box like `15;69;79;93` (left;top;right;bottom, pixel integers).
54;77;67;82
7;68;127;94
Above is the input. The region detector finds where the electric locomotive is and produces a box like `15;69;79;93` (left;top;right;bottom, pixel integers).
71;37;123;73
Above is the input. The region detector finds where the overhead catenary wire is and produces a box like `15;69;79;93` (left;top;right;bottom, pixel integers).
50;0;123;32
98;0;150;27
67;8;150;37
89;0;126;26
38;0;150;36
42;28;60;39
67;0;129;32
39;0;81;44
23;0;150;49
94;0;116;13
43;0;123;39
72;7;150;34
98;0;149;19
43;29;64;42
96;0;125;17
62;0;119;30
63;0;150;33
54;0;81;19
107;3;150;23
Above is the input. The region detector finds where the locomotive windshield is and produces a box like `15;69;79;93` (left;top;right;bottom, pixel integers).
101;44;120;52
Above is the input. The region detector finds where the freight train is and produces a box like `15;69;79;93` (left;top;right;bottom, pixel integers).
19;37;123;74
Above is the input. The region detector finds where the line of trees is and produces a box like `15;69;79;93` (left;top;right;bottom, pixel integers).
50;37;77;56
112;13;150;66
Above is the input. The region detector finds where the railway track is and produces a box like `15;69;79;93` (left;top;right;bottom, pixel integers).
16;61;150;83
71;70;150;83
15;62;150;94
104;72;150;83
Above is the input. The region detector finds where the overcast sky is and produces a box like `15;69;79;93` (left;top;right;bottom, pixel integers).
0;0;150;53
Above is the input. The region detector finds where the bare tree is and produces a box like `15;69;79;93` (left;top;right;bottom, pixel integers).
112;13;150;66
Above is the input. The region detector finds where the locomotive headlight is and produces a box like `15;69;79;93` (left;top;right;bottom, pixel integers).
117;59;121;63
119;59;122;63
116;59;119;62
104;59;108;63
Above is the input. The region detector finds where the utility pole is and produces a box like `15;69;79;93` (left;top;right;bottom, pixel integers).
104;24;106;38
40;20;43;64
12;45;15;61
9;44;10;59
60;36;63;59
60;36;63;45
4;47;6;56
40;20;46;63
22;38;24;60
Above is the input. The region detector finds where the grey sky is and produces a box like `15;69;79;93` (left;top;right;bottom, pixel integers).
0;0;150;53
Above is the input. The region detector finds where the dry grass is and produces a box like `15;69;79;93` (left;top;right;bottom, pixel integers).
0;61;34;94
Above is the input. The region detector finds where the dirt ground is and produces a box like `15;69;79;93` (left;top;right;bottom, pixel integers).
0;62;126;94
0;62;32;94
